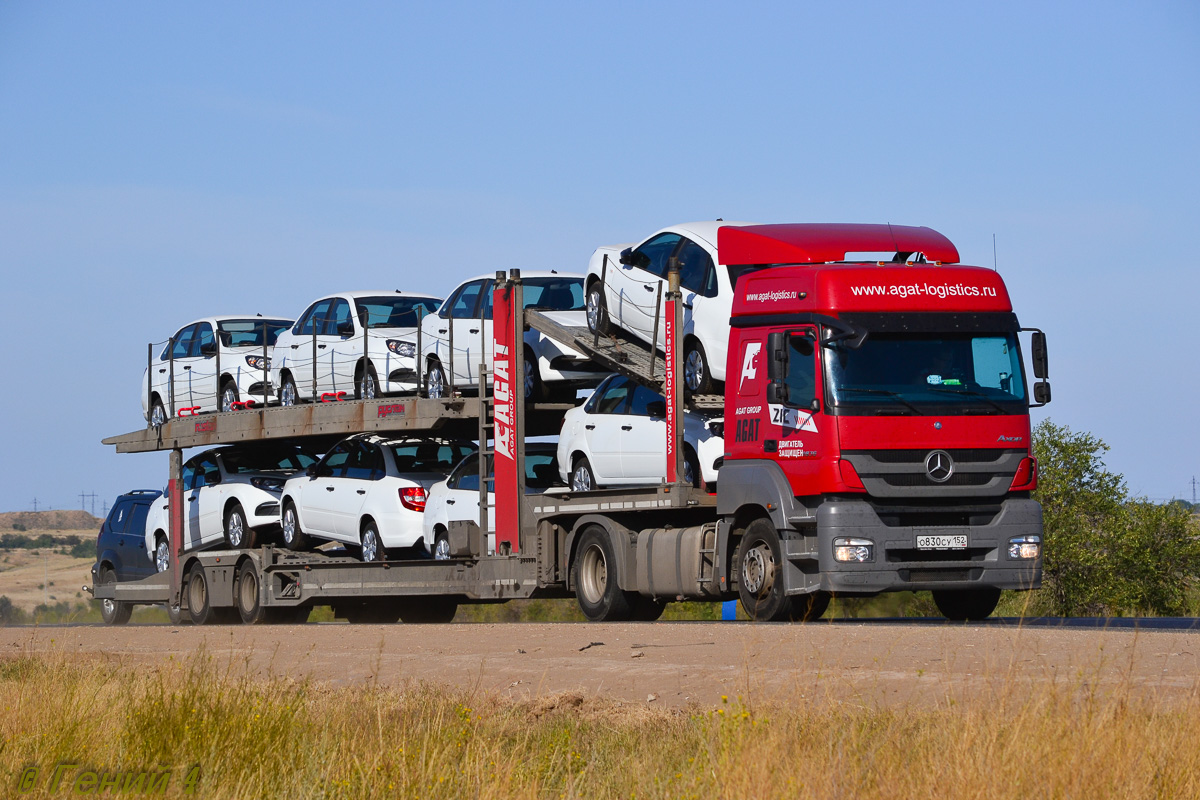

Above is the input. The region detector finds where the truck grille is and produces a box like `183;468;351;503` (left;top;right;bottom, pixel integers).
842;448;1025;500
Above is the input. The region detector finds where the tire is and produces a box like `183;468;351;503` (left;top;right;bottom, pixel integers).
224;503;256;549
235;559;302;624
357;362;379;400
398;596;458;624
683;447;701;489
360;520;386;563
279;373;299;407
167;601;187;625
342;600;403;624
630;595;667;622
572;525;634;621
432;530;451;561
932;588;1001;621
736;519;791;621
98;567;133;626
586;281;609;335
154;534;170;574
186;566;232;625
425;360;448;398
219;380;239;412
570;456;596;492
790;591;831;622
684;340;712;394
281;501;312;551
148;397;168;428
524;349;548;401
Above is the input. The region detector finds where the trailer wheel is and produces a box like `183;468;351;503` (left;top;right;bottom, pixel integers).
98;567;133;626
586;281;609;335
398;596;458;624
219;379;239;412
224;503;256;549
186;566;215;625
572;526;634;621
167;601;187;625
236;560;300;624
790;591;831;622
281;501;311;551
735;519;791;621
932;587;1001;621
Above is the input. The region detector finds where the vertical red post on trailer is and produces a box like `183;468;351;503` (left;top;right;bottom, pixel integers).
664;294;678;484
492;275;520;553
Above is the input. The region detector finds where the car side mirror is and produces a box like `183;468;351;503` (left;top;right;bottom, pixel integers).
646;400;666;419
619;247;635;266
199;342;217;357
1033;381;1051;405
305;464;318;477
336;320;355;336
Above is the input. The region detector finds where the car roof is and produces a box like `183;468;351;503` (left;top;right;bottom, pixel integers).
312;290;442;302
173;315;293;330
454;270;584;285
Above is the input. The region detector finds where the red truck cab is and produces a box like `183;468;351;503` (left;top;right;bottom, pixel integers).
714;224;1046;620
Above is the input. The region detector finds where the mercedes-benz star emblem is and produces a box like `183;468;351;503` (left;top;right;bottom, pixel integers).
925;450;954;483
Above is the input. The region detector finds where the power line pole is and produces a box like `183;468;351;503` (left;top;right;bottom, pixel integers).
80;491;98;515
1192;475;1197;505
31;497;38;512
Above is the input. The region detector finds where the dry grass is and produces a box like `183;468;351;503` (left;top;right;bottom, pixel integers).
2;646;1199;799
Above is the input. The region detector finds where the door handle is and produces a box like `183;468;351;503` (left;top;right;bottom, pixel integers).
187;496;197;502
291;344;299;349
438;328;448;334
158;368;166;374
644;284;655;292
469;328;479;334
183;366;191;370
318;344;327;349
325;486;335;492
585;424;596;430
683;302;693;309
446;498;456;505
356;489;366;495
621;424;633;431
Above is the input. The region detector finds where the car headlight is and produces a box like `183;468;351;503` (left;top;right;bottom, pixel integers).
387;340;416;357
250;477;285;492
833;537;874;563
1007;535;1041;560
245;355;271;370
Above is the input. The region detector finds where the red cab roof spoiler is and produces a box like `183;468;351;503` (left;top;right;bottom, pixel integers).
717;223;960;265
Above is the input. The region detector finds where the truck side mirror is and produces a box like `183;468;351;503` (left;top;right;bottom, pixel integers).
1031;331;1048;379
766;382;789;405
766;331;788;380
1033;381;1051;404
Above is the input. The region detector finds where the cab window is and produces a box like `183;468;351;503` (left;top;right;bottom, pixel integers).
784;334;817;405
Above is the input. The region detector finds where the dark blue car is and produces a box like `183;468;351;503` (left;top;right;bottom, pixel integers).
91;489;161;624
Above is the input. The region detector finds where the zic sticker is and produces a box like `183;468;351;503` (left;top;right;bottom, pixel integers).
768;404;818;433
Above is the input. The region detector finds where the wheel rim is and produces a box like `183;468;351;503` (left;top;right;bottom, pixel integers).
150;404;166;427
361;371;376;399
571;463;592;491
683;459;695;486
586;289;602;331
362;527;379;561
155;540;169;573
524;357;535;399
227;510;244;547
239;568;258;613
741;542;774;596
221;386;237;411
281;380;296;407
427;365;444;398
188;572;207;614
102;598;115;617
282;508;296;545
685;349;705;391
578;543;607;605
434;535;450;560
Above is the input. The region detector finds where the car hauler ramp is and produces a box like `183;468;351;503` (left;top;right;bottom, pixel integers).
524;309;724;414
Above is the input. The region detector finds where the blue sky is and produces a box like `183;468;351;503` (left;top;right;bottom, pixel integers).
0;1;1197;512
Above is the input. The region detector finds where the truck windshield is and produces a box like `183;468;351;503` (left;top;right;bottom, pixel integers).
825;332;1026;415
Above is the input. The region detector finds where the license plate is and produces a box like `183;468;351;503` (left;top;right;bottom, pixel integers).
916;534;968;550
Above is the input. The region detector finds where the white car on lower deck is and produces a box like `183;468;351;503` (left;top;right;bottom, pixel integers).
422;443;562;559
141;315;293;425
144;443;320;572
585;221;759;394
270;290;442;405
280;434;476;561
419;271;607;400
557;374;724;491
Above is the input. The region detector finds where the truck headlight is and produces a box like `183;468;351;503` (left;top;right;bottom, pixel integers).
833;537;874;563
1007;535;1041;560
387;340;416;357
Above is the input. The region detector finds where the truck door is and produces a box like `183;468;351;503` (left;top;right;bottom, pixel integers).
764;325;831;490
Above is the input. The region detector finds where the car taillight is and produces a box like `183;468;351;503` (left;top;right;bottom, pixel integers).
399;486;427;511
1009;457;1038;491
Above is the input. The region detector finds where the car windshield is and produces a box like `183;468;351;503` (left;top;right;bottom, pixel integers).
221;447;318;473
523;278;585;311
389;441;477;473
354;296;441;329
217;319;292;347
826;332;1026;415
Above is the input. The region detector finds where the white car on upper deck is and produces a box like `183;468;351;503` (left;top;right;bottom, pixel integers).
270;290;442;406
584;221;758;394
418;271;606;400
142;315;293;425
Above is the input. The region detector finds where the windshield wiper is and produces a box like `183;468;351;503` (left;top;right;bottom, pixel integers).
927;386;1010;415
837;387;925;416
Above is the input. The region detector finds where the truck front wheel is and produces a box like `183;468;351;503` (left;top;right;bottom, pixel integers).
932;587;1001;621
736;519;792;622
572;526;634;621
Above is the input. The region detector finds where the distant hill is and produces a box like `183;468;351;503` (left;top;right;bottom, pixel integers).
1;510;103;531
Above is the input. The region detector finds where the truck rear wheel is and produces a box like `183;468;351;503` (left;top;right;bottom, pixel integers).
932;587;1001;621
186;566;237;625
572;526;634;621
736;519;792;622
236;559;297;624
